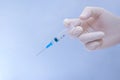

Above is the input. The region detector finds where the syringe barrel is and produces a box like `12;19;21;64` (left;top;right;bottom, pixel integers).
45;29;67;49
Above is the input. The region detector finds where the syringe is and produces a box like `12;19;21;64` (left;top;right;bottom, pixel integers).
36;29;67;56
36;26;94;56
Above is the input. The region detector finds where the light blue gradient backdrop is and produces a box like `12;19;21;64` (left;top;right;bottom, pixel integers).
0;0;120;80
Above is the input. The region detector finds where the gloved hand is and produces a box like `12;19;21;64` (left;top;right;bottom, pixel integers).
64;7;120;50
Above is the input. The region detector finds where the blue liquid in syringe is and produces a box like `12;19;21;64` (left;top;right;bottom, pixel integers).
36;31;66;56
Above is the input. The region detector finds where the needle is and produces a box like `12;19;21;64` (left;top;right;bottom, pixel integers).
36;48;46;56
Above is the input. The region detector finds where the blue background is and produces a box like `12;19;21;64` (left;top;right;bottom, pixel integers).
0;0;120;80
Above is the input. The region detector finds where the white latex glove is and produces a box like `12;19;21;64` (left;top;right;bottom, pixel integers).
64;7;120;50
